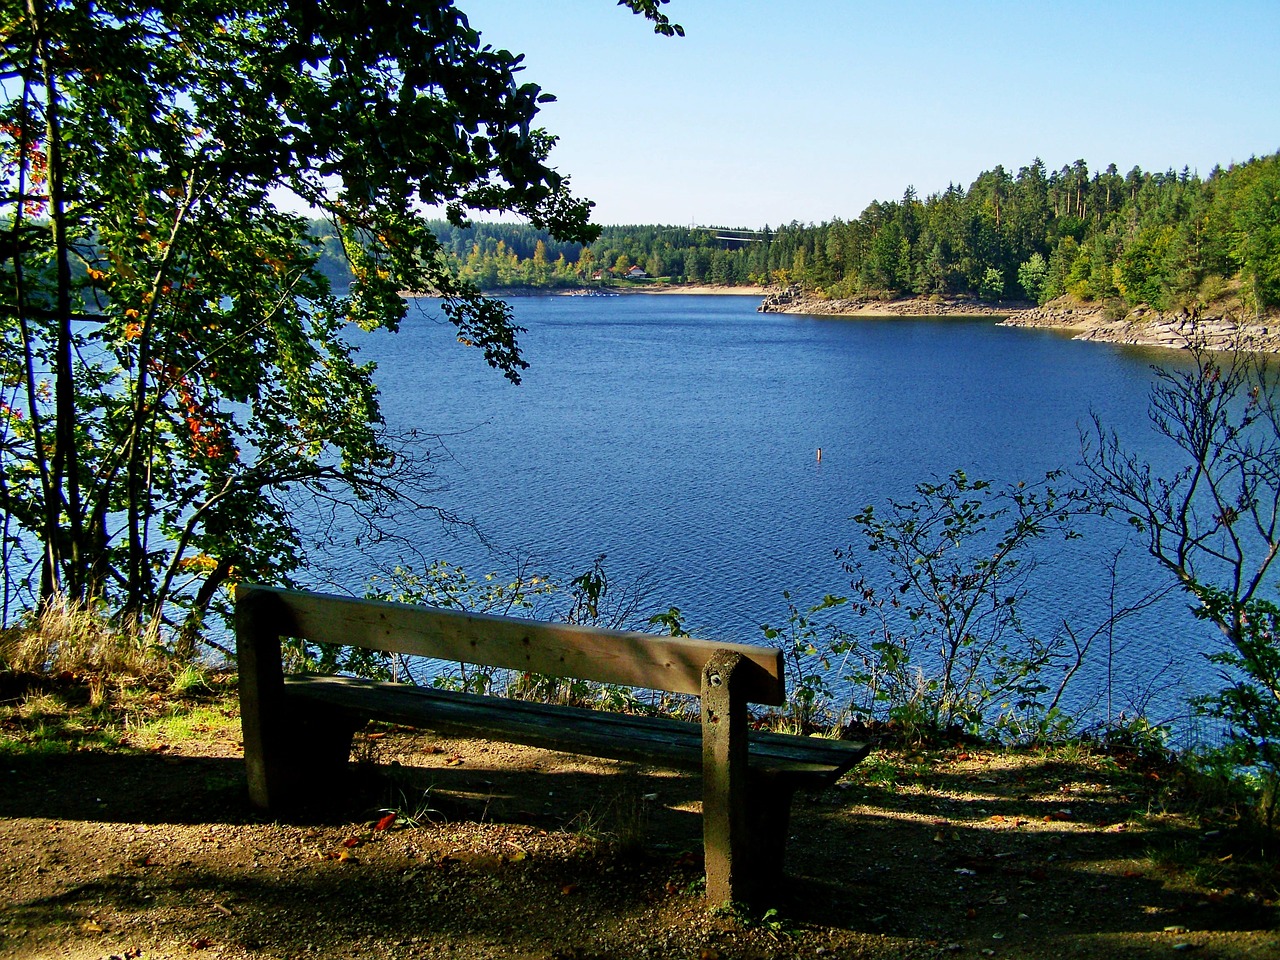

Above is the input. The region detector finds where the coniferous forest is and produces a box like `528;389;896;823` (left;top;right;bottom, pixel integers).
313;153;1280;316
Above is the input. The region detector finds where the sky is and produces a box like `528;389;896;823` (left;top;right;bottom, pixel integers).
461;0;1280;228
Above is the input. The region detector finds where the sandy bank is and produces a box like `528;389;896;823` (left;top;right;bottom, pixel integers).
606;283;767;296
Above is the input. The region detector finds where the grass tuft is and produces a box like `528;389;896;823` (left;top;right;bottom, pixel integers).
0;596;165;678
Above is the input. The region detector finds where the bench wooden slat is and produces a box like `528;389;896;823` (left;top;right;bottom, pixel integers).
285;674;868;787
245;585;785;706
237;583;872;905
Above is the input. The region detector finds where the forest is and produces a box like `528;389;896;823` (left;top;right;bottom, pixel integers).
312;152;1280;315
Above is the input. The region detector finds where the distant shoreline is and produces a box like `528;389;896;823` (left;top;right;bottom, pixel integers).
474;283;1280;353
757;288;1280;353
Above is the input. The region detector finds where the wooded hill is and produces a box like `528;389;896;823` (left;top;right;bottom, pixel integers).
314;152;1280;314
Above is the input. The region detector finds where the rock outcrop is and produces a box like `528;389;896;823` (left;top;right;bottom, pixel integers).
1001;305;1280;352
757;288;1280;353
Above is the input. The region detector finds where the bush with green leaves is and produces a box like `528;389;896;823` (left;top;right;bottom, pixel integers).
760;592;848;727
1190;584;1280;825
833;470;1089;742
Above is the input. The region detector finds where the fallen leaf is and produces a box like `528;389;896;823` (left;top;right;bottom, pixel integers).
342;836;361;848
445;754;464;766
81;920;104;933
374;813;397;832
561;882;578;895
187;937;214;950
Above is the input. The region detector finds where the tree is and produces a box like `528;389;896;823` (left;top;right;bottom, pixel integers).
1226;155;1280;313
1082;340;1280;811
979;266;1005;301
1017;253;1049;303
0;0;680;647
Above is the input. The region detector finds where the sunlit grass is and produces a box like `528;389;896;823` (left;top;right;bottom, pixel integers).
1;666;238;757
128;701;240;747
1;689;127;756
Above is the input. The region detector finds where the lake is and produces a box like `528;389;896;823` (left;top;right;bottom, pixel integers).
329;293;1217;733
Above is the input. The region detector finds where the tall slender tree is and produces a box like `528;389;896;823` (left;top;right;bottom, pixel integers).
0;0;680;644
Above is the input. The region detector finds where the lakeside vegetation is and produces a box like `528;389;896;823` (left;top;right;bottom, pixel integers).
311;151;1280;320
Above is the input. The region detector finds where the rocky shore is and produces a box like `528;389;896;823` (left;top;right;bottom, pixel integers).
758;286;1280;352
757;286;1021;318
1004;303;1280;351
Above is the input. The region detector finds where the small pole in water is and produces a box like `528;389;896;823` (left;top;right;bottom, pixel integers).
816;447;823;463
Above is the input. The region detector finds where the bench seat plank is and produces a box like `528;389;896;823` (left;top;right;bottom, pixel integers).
285;674;869;789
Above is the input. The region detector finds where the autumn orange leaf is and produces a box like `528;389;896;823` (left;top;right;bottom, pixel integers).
374;813;396;831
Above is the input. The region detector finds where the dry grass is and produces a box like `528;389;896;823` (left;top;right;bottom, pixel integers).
0;596;165;678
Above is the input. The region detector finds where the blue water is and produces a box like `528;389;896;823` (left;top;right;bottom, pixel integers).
322;294;1216;729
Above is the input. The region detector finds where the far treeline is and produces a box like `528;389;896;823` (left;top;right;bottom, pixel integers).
312;152;1280;314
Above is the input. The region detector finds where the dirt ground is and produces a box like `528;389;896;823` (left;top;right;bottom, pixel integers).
2;686;1278;960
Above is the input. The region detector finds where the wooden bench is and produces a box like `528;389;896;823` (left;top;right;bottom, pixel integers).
236;584;869;904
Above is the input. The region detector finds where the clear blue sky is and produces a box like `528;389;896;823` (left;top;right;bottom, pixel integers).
463;0;1280;228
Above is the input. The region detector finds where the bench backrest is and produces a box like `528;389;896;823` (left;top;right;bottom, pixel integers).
236;584;786;706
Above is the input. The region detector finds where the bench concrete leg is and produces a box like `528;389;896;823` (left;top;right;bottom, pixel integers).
238;591;359;810
291;702;360;792
238;590;291;810
747;771;798;890
702;650;750;905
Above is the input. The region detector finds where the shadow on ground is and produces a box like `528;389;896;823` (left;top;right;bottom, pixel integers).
2;732;1277;960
